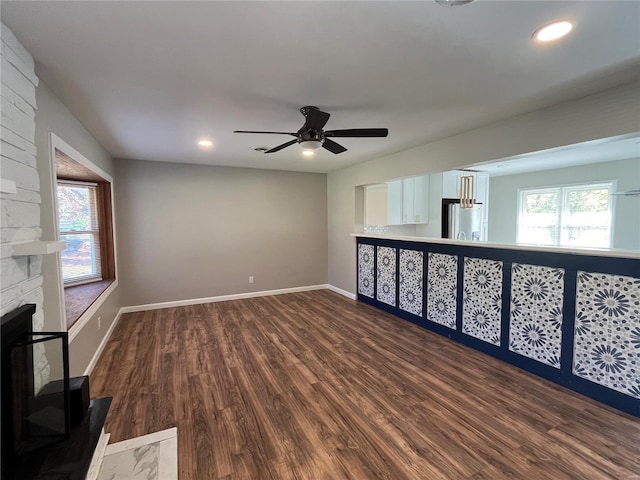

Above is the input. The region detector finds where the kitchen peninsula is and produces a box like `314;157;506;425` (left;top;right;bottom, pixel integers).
354;233;640;416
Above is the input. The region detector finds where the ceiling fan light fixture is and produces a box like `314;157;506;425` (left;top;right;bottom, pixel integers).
300;140;323;150
302;150;315;157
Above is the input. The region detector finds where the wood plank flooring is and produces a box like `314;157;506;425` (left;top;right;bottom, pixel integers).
90;290;640;479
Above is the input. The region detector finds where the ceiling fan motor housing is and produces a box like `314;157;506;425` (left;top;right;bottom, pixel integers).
298;131;324;144
298;106;325;147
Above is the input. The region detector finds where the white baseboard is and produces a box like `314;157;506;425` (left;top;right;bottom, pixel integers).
84;284;357;375
83;309;123;376
119;284;330;314
325;284;357;300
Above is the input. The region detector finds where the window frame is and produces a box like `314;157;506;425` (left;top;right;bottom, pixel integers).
516;186;561;246
516;181;616;248
57;179;103;286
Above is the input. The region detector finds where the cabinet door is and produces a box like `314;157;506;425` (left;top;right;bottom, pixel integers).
402;178;415;224
413;175;429;224
442;171;461;198
386;180;403;225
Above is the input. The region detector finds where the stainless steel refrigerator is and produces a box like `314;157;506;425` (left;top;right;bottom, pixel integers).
446;202;483;241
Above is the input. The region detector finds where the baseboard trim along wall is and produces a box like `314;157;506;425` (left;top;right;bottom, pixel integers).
325;284;357;300
119;284;354;314
83;284;355;376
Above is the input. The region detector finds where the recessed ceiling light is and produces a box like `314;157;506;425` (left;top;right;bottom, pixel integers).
197;139;213;147
533;21;573;42
302;150;315;157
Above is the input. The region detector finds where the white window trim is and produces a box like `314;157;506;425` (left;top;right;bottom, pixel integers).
516;180;616;248
58;180;103;285
50;133;119;340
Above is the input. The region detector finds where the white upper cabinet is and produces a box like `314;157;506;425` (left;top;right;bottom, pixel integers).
387;175;429;225
442;171;462;198
402;177;415;224
387;179;403;225
409;175;429;224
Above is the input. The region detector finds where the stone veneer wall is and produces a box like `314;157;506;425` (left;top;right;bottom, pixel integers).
1;23;50;389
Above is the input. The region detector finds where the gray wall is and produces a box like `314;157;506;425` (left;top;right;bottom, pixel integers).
328;80;640;294
114;159;328;306
488;157;640;250
35;79;121;376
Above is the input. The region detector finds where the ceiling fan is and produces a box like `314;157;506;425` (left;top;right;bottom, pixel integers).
234;106;388;154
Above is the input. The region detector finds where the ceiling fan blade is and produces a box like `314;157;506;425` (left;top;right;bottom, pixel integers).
265;139;298;153
303;108;330;131
324;128;388;138
322;138;347;154
234;130;297;135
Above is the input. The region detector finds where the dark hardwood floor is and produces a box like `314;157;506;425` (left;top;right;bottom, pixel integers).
91;290;640;479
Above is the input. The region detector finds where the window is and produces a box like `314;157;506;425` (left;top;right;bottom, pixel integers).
517;182;614;248
57;180;102;285
54;140;117;331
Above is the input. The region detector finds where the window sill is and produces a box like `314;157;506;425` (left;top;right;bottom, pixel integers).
65;279;115;331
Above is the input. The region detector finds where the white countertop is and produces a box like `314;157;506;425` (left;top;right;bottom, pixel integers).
351;233;640;259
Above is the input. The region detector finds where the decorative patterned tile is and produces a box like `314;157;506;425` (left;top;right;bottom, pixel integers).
573;271;640;399
462;257;503;345
399;249;423;317
376;246;397;306
426;253;458;329
357;244;374;298
509;264;565;368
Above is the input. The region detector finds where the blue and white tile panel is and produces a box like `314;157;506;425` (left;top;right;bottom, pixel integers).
573;271;640;399
357;244;374;299
376;246;397;307
426;253;458;329
509;264;564;368
462;257;503;345
399;249;423;317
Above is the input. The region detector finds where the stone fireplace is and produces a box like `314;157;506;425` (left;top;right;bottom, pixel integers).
1;22;51;398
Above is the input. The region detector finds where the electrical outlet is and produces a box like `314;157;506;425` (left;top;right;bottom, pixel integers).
249;276;254;284
98;316;102;330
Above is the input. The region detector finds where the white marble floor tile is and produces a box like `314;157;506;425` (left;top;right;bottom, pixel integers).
98;428;177;480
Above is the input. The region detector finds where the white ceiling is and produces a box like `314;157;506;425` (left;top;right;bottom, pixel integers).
2;1;640;173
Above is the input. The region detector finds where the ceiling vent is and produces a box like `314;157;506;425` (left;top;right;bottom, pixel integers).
435;0;477;7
